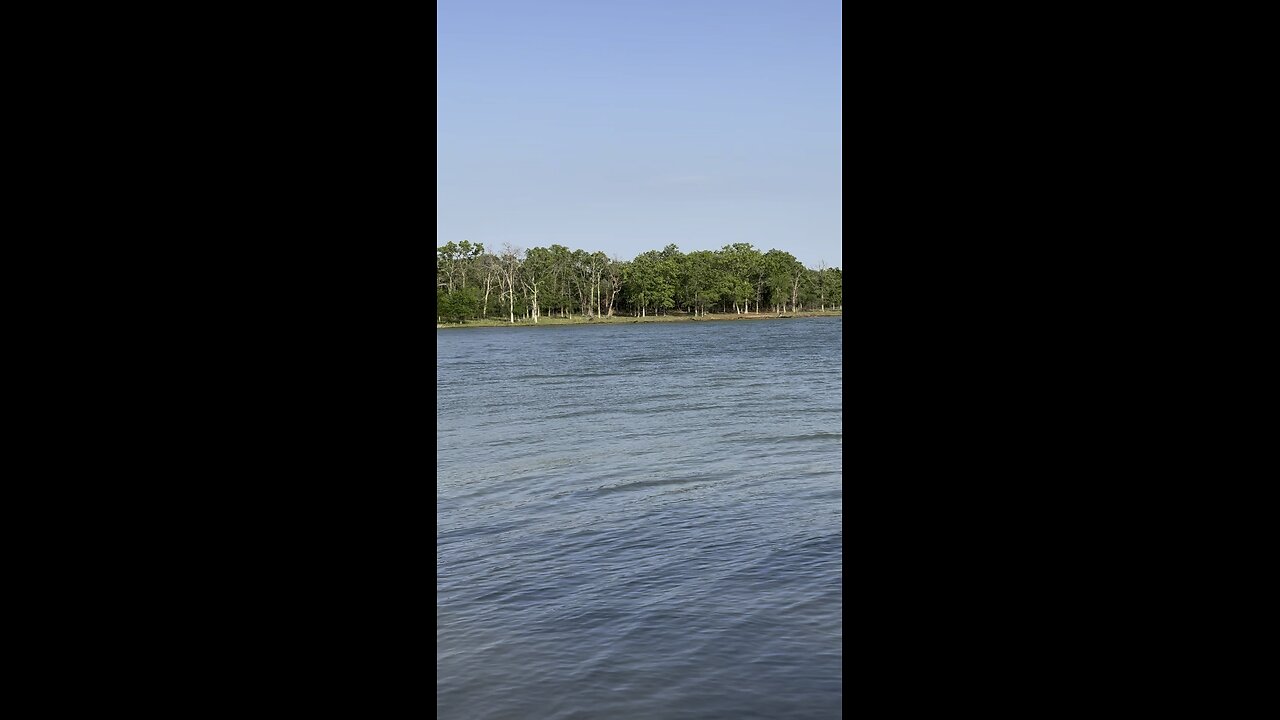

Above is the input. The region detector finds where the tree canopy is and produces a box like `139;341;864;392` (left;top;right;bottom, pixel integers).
437;242;841;323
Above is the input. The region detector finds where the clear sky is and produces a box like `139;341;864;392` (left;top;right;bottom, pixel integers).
437;0;842;269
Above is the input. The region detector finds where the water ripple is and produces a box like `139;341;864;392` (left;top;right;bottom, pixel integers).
439;318;842;720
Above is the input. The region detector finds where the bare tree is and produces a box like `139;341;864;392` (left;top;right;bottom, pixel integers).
522;247;554;324
816;260;827;311
497;244;522;324
589;251;608;318
605;256;623;317
481;255;498;319
571;251;606;319
791;265;804;312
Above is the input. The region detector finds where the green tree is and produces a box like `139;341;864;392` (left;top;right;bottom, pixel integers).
630;250;677;316
720;243;763;312
545;244;574;317
438;240;484;294
682;250;720;316
437;241;459;293
436;240;840;322
762;249;798;312
438;287;479;323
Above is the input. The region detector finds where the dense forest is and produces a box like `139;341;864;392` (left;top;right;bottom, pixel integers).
437;242;842;324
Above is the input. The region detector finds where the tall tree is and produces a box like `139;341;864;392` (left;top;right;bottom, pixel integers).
546;244;574;317
721;243;762;313
437;241;460;293
683;250;719;316
439;240;841;321
592;251;613;318
604;256;624;317
762;249;804;312
497;244;521;324
522;247;555;323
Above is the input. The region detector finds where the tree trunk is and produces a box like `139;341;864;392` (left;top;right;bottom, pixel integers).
607;285;620;317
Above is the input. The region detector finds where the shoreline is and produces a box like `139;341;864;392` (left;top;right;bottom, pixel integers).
437;309;842;329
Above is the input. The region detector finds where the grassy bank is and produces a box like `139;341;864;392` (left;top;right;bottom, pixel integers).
437;309;842;329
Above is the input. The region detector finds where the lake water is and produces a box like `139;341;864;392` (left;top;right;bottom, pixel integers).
437;317;842;719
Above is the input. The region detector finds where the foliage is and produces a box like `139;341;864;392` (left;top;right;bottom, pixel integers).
437;287;480;323
436;242;841;322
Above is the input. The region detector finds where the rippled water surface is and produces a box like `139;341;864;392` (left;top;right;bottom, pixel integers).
437;317;842;719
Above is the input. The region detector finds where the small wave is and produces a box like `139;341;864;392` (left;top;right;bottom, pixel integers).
581;474;717;498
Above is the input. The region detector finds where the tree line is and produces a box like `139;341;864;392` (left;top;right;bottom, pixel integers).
437;242;842;324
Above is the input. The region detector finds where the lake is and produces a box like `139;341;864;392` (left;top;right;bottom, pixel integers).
437;317;842;719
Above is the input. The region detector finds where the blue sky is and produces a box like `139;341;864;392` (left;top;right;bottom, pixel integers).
437;0;842;269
